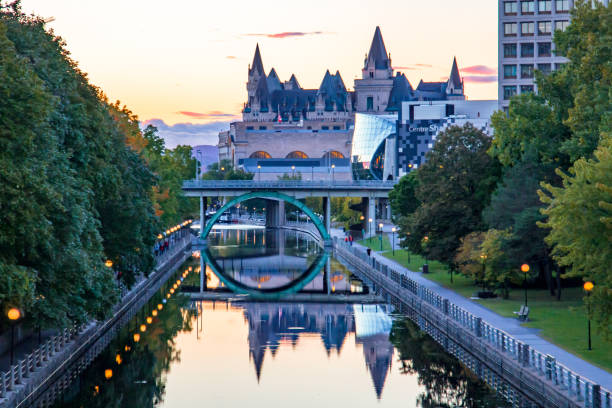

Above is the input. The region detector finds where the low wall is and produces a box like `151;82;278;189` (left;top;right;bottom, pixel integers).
333;239;611;408
0;235;192;408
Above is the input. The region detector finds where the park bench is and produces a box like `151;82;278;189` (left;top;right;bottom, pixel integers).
513;305;529;321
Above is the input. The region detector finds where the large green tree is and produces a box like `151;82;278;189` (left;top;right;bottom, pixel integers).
540;135;612;338
401;124;501;273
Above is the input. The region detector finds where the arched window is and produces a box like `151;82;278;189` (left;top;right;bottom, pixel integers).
250;151;271;159
322;151;345;159
286;151;308;159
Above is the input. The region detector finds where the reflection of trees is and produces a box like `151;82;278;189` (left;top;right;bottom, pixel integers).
55;292;194;408
389;318;508;408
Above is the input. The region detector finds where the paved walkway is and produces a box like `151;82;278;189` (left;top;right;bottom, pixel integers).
331;228;612;389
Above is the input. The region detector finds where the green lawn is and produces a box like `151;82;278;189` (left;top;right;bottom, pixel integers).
374;247;612;372
358;234;392;252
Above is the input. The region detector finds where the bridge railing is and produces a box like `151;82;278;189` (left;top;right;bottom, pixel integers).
334;238;612;408
183;179;398;189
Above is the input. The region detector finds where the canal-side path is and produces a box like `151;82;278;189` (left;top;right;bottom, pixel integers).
331;228;612;391
0;234;192;408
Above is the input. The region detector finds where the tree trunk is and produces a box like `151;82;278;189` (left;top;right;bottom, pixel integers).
541;260;555;296
556;267;562;301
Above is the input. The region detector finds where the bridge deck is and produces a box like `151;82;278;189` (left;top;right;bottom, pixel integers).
182;180;396;198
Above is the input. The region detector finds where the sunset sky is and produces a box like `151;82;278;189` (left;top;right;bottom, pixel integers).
20;0;498;147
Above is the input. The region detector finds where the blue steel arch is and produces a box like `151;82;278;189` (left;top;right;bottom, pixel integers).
202;249;328;299
200;191;331;242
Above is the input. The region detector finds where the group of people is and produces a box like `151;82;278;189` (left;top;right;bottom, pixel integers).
344;234;354;246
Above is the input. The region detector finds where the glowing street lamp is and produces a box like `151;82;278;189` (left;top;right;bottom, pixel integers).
521;264;530;306
378;223;384;251
133;333;140;342
368;218;373;242
391;227;396;256
104;369;113;379
105;259;113;268
331;164;335;183
257;164;261;181
584;281;594;350
7;307;22;365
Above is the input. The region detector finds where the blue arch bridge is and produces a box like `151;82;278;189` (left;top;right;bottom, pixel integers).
181;180;397;247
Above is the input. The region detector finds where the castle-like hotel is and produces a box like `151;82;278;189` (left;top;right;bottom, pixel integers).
219;26;466;179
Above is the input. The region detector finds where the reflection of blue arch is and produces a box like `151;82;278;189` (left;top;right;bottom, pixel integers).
200;191;330;242
202;249;329;299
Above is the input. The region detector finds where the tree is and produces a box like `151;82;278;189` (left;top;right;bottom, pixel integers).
484;162;562;298
455;232;487;289
489;94;571;168
540;135;612;338
543;0;612;161
388;172;419;220
402;124;501;274
201;160;253;181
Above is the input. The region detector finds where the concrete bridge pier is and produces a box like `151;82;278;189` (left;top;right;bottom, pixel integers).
361;197;376;237
323;196;331;233
265;200;286;228
199;196;208;235
199;254;206;293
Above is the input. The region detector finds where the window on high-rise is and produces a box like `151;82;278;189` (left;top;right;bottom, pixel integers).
504;23;518;36
538;42;552;56
504;1;518;14
521;22;535;35
521;43;535;57
537;63;552;74
538;0;552;12
504;43;518;58
504;65;517;79
521;85;535;93
556;0;570;12
538;21;552;35
366;97;373;111
504;86;518;100
521;64;535;78
521;0;535;13
555;20;570;31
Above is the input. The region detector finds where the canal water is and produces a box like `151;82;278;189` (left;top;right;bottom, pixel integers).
44;227;519;407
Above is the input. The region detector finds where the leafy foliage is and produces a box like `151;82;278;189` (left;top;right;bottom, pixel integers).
400;124;501;268
540;135;612;337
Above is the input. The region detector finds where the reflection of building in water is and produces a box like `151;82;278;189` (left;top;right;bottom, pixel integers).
242;302;394;398
353;305;394;399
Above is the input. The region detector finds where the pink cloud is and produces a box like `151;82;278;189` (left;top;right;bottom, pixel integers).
463;75;498;83
414;63;432;68
244;31;328;39
393;66;418;70
177;111;239;119
226;56;237;59
461;65;497;75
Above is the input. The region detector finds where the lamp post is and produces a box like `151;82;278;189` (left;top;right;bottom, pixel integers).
391;227;396;256
480;254;488;291
368;218;373;243
422;236;429;271
378;223;384;251
291;165;295;178
331;164;335;184
7;307;22;366
521;263;530;306
257;164;261;181
584;281;594;350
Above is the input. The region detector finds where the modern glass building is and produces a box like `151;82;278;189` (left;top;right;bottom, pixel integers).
351;114;397;180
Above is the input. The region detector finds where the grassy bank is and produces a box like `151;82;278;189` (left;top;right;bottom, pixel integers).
354;240;612;372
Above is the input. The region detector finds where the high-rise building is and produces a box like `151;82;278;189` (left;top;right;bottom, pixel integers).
498;0;609;111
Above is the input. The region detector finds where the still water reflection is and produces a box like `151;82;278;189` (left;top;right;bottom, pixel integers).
50;228;508;407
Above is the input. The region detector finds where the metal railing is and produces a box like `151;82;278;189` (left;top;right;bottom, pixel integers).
335;238;612;408
0;234;192;405
183;179;398;190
